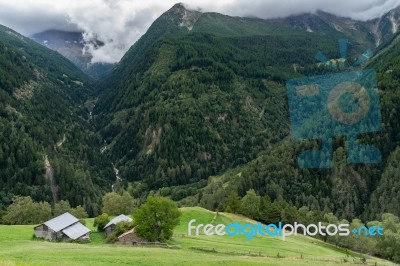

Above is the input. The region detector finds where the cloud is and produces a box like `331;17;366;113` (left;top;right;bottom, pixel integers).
0;0;399;63
0;2;78;35
216;0;400;20
66;1;168;63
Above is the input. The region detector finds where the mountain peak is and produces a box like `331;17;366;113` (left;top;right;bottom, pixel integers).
172;3;186;10
163;3;202;31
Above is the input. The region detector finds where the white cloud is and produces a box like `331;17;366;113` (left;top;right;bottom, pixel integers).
218;0;400;20
0;0;399;63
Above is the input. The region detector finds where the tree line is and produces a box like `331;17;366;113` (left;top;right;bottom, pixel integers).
225;189;400;263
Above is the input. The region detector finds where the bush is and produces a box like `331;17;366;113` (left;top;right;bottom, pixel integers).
106;221;134;243
93;213;110;232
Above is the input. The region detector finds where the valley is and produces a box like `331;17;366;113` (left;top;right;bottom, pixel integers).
0;2;400;264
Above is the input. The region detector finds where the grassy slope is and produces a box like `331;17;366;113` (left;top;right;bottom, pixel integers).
0;207;395;266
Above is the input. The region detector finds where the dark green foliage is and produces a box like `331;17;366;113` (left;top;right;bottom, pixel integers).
93;213;110;232
0;26;114;216
225;191;241;214
95;9;350;193
70;205;89;219
374;214;400;263
115;221;134;236
106;221;134;243
94;7;381;218
298;210;400;264
133;196;181;242
102;192;136;216
196;43;400;219
53;200;72;216
93;7;400;226
240;189;260;219
2;196;51;225
1;5;400;261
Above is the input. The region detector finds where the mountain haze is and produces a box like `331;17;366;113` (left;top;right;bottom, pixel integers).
31;30;113;78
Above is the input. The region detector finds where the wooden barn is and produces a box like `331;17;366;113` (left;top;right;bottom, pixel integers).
34;212;90;242
104;214;132;237
118;229;145;245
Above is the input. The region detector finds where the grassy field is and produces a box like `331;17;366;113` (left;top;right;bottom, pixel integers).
0;207;396;266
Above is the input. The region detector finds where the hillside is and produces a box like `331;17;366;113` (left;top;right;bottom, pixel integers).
95;4;351;190
1;3;400;265
193;27;400;221
1;2;400;262
0;25;113;215
0;207;393;266
94;3;400;221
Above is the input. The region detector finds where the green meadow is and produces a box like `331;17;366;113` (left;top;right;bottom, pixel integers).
0;207;395;266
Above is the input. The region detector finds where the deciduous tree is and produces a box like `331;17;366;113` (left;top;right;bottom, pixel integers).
240;189;260;219
102;192;136;215
133;196;181;241
3;196;51;225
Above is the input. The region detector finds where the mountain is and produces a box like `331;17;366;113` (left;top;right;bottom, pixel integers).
190;9;400;221
0;3;399;263
268;7;400;47
365;6;400;46
95;3;338;189
1;2;400;223
0;25;113;215
94;3;400;220
31;30;113;78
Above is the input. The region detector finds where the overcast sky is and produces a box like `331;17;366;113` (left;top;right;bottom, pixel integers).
0;0;399;63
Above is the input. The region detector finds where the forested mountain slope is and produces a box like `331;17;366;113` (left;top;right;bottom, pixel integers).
96;4;341;189
188;30;400;221
95;4;400;221
0;25;113;215
2;3;400;221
